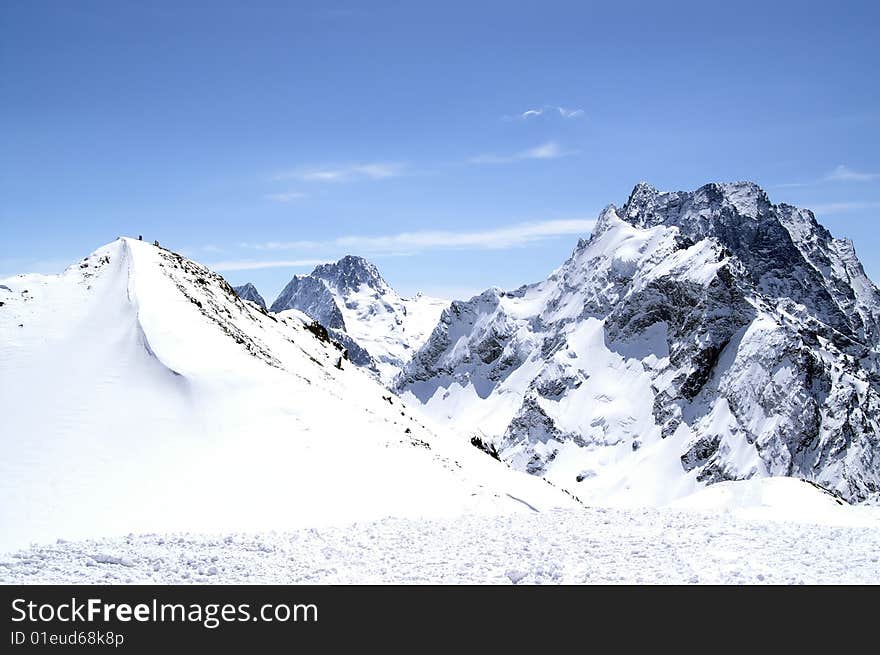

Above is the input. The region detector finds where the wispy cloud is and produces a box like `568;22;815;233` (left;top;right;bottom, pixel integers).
809;201;880;214
824;164;880;182
505;105;585;121
469;141;574;165
774;163;880;189
240;218;596;258
266;191;308;202
557;107;585;119
208;258;327;272
177;244;225;259
273;162;406;183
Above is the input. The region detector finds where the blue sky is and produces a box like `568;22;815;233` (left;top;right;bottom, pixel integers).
2;0;879;301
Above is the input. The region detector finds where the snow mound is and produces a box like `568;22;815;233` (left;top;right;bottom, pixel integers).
668;477;880;527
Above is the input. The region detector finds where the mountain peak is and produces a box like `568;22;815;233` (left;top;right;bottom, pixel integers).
611;180;878;342
310;255;390;294
627;180;659;201
232;282;267;310
622;180;771;226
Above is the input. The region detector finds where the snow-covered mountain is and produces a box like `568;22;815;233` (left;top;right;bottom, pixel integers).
0;239;577;551
232;282;266;310
270;255;447;382
398;182;880;505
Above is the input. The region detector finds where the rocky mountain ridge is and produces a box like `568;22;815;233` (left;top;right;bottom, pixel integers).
397;182;880;503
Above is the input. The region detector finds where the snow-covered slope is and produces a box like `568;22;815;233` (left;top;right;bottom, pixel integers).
232;282;266;310
0;239;577;552
271;255;447;382
398;182;880;505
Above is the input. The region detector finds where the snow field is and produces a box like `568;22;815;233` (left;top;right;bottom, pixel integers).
3;501;878;584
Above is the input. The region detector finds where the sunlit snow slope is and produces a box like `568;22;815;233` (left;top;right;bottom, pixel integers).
0;238;577;551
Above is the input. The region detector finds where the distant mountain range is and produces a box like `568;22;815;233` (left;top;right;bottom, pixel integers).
236;181;880;505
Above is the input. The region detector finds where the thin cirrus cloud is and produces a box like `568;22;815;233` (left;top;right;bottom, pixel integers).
235;218;597;263
469;141;574;165
208;258;328;272
505;105;585;121
273;162;406;183
824;164;880;182
774;164;880;189
808;201;880;214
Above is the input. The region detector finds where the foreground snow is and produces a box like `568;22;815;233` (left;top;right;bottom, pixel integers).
3;492;879;584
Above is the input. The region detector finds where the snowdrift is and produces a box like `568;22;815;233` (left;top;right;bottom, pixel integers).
667;477;879;527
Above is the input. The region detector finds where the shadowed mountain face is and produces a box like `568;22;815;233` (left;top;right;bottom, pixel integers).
619;181;880;345
232;282;267;311
398;182;880;504
271;274;346;330
310;255;391;295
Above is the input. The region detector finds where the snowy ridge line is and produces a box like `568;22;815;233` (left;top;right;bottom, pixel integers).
149;243;287;371
121;238;184;378
0;237;581;552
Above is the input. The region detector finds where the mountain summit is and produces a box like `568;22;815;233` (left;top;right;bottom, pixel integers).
614;181;880;344
271;256;447;382
311;255;391;295
399;181;880;504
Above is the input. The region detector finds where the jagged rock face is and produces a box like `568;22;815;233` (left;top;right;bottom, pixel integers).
271;274;346;330
326;327;376;368
310;255;391;296
621;182;880;346
270;256;447;383
232;283;267;311
398;182;880;503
